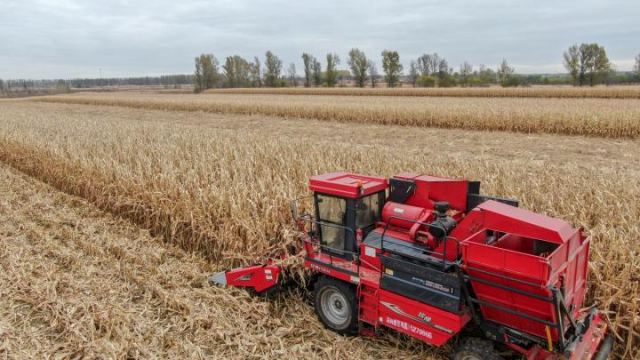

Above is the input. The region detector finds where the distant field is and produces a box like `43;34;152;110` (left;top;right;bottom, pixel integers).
34;91;640;138
205;85;640;99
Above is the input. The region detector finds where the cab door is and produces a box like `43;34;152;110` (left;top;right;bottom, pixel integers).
314;193;355;260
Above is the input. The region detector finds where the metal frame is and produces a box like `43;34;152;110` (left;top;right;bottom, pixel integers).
380;216;460;271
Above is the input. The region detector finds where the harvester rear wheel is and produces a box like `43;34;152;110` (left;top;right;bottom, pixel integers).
451;338;503;360
313;276;358;335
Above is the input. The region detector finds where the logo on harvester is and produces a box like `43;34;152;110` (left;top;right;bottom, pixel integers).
393;208;405;214
310;263;331;274
380;301;453;335
418;312;432;323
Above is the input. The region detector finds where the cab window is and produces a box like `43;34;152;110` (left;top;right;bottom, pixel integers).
356;192;382;230
316;194;347;253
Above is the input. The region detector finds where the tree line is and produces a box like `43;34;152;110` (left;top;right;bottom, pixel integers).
194;46;640;92
0;74;195;96
3;46;638;94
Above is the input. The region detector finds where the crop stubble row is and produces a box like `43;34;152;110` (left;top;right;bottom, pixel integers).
33;92;640;139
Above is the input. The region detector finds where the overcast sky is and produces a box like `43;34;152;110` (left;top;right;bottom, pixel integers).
1;0;638;79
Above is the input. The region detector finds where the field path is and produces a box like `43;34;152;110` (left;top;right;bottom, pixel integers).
0;164;442;359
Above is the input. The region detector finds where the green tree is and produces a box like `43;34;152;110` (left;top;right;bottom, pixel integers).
347;48;369;88
497;59;515;87
588;44;610;86
55;79;71;93
223;55;251;88
264;50;283;87
418;75;436;87
408;60;419;87
194;54;220;93
635;53;640;75
381;50;403;87
436;58;452;87
325;53;341;87
564;43;611;86
478;64;497;85
312;58;322;86
563;45;580;86
302;53;313;87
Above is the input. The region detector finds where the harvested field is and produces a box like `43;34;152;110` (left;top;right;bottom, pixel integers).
0;100;638;358
204;86;640;99
0;163;443;359
34;92;640;138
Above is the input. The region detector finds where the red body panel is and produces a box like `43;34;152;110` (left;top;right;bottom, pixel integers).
394;173;468;211
309;172;388;198
378;289;470;346
459;201;591;341
222;263;282;293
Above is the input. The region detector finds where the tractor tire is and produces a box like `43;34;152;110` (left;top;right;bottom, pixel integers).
313;276;358;335
451;338;503;360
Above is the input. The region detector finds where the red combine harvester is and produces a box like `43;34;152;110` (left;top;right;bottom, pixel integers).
210;172;613;359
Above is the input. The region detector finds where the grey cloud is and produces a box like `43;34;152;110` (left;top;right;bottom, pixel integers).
0;0;638;78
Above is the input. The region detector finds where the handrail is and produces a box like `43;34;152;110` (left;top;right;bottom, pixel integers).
381;215;461;271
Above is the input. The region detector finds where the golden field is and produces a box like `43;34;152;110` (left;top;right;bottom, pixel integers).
204;85;640;99
34;92;640;138
0;163;439;359
0;93;639;358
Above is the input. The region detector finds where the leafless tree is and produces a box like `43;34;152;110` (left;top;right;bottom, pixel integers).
251;56;262;87
459;61;473;87
287;63;298;87
408;60;419;87
302;53;313;87
418;53;440;76
367;60;378;87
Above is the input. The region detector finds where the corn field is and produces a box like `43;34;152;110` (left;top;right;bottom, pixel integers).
34;92;640;138
0;100;638;358
204;86;640;99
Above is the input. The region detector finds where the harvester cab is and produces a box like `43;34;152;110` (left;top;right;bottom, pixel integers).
210;172;613;360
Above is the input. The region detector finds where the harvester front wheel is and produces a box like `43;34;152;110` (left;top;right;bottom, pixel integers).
451;338;503;360
313;276;358;335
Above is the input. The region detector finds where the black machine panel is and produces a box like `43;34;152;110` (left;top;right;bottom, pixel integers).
389;178;416;204
466;181;519;213
380;255;462;313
